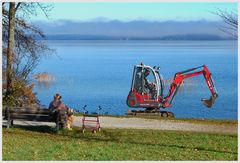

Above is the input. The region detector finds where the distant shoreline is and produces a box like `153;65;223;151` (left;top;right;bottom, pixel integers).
37;34;237;41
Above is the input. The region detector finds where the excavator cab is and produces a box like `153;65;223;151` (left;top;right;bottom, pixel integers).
127;63;163;108
133;66;158;99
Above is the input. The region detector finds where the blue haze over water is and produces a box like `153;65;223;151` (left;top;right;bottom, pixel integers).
34;40;237;120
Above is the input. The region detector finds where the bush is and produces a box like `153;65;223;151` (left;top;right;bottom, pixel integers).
3;78;39;107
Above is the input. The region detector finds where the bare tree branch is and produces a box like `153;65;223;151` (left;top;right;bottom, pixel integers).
15;2;21;11
211;8;238;39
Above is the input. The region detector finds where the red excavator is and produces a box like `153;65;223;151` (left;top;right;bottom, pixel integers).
127;63;218;117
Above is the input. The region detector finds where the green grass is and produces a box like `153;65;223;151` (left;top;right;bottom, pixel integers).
2;126;237;161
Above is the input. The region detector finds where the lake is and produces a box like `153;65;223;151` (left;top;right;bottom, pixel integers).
34;40;238;120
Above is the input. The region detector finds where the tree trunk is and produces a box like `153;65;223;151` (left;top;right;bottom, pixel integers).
6;2;15;95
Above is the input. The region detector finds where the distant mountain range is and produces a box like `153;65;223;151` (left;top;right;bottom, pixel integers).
34;19;236;40
42;34;233;40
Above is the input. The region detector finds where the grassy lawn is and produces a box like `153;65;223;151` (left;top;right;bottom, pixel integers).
2;126;237;161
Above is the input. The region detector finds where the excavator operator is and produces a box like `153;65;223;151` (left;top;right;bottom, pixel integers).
144;69;157;99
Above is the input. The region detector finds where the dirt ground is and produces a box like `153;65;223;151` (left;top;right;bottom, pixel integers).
3;116;237;134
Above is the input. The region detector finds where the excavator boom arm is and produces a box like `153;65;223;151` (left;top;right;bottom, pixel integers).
163;65;218;108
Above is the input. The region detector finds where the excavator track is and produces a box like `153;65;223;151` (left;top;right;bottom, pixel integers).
127;109;175;118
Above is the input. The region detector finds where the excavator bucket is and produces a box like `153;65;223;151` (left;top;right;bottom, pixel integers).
201;96;217;108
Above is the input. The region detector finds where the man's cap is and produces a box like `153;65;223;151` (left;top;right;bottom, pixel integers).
54;93;62;100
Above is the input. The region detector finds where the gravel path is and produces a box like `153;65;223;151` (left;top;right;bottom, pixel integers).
3;116;237;134
74;117;237;134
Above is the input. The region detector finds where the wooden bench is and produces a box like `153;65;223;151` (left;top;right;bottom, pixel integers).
2;106;68;131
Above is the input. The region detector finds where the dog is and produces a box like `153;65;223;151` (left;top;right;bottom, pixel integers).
66;108;75;130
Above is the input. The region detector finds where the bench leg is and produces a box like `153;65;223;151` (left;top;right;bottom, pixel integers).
56;120;59;131
7;107;12;128
56;123;59;131
56;111;60;131
7;119;13;128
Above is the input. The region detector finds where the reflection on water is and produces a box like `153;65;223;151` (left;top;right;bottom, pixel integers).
34;72;55;81
34;72;55;89
35;81;53;89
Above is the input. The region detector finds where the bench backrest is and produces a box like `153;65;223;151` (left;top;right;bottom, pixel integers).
4;107;54;122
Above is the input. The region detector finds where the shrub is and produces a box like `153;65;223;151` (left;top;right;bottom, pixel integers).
3;78;39;107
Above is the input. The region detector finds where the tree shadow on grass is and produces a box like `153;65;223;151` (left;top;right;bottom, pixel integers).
3;124;237;156
67;129;238;156
2;124;57;134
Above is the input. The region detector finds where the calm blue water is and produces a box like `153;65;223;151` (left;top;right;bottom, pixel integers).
34;40;238;120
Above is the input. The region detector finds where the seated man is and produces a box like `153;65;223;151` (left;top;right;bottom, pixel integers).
143;69;157;100
49;93;74;130
148;83;157;99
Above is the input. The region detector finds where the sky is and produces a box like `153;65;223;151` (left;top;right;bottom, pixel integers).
32;2;238;22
